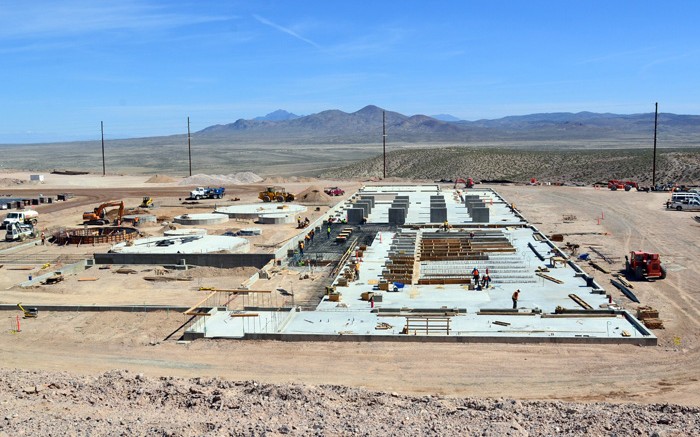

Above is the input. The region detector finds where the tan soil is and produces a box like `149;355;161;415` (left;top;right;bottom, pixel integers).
145;174;179;183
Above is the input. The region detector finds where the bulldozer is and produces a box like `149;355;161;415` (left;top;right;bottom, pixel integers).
625;251;667;280
140;196;154;208
82;201;125;225
259;186;295;202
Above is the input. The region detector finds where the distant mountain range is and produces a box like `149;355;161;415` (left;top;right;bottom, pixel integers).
6;105;700;147
194;105;700;145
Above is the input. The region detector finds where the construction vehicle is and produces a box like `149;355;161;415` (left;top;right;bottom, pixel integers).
454;177;474;189
625;251;666;280
82;201;124;225
324;187;345;196
2;209;38;229
17;303;38;318
189;187;225;200
5;222;37;241
140;196;154;208
259;186;295;202
608;180;639;191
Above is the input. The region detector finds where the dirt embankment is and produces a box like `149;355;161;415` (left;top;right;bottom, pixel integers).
1;369;698;436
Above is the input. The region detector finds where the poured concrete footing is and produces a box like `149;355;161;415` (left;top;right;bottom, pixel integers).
174;213;229;226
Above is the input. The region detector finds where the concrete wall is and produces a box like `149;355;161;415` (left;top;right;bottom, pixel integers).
242;331;656;346
94;253;274;269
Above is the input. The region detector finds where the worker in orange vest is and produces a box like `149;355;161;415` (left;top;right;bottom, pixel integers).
512;289;520;309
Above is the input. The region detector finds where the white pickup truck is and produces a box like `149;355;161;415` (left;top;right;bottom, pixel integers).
669;199;700;211
2;210;39;229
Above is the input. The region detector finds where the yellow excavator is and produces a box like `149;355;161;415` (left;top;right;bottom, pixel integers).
18;303;38;318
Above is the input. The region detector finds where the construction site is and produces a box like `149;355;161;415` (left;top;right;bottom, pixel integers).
1;172;699;414
0;177;661;345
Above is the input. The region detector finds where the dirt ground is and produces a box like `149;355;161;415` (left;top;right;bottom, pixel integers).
1;173;699;409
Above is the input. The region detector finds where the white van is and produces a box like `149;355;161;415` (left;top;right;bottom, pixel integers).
670;192;700;204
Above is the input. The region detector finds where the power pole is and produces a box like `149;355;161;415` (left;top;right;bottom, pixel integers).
101;121;105;176
187;116;192;176
382;111;387;179
652;102;658;188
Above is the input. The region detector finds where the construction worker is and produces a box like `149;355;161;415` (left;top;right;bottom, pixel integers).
327;225;331;239
472;267;480;284
40;231;46;245
443;220;449;231
512;289;520;309
354;261;360;280
299;240;304;256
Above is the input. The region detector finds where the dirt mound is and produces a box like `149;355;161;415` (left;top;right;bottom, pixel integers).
296;185;333;204
145;174;178;183
1;369;699;436
176;266;258;279
179;172;263;186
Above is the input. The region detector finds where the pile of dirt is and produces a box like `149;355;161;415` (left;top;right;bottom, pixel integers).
145;174;178;183
1;369;698;435
176;266;258;279
296;185;333;204
179;172;263;186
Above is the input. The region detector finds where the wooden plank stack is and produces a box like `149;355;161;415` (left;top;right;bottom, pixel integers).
637;306;664;329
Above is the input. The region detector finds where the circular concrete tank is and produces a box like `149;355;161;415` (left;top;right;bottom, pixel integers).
174;213;229;226
215;203;307;220
164;228;207;237
110;235;249;254
257;213;295;224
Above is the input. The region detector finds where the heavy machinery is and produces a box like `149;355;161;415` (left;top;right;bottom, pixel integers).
608;180;639;191
625;251;666;280
82;201;124;225
190;187;225;200
454;177;474;189
2;209;39;229
5;222;37;241
140;196;154;208
17;303;38;318
324;187;345;196
259;186;295;202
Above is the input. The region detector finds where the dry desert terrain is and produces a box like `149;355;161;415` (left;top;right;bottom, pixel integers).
0;171;699;435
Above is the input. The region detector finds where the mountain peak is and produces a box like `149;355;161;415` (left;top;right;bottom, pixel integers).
254;110;300;121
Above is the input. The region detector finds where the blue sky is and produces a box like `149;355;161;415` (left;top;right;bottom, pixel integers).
1;1;699;143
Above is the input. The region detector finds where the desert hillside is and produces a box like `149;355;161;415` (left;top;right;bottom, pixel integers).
321;147;700;185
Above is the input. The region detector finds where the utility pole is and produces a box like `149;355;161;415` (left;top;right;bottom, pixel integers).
652;102;658;188
101;121;105;176
187;116;192;176
382;111;387;179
